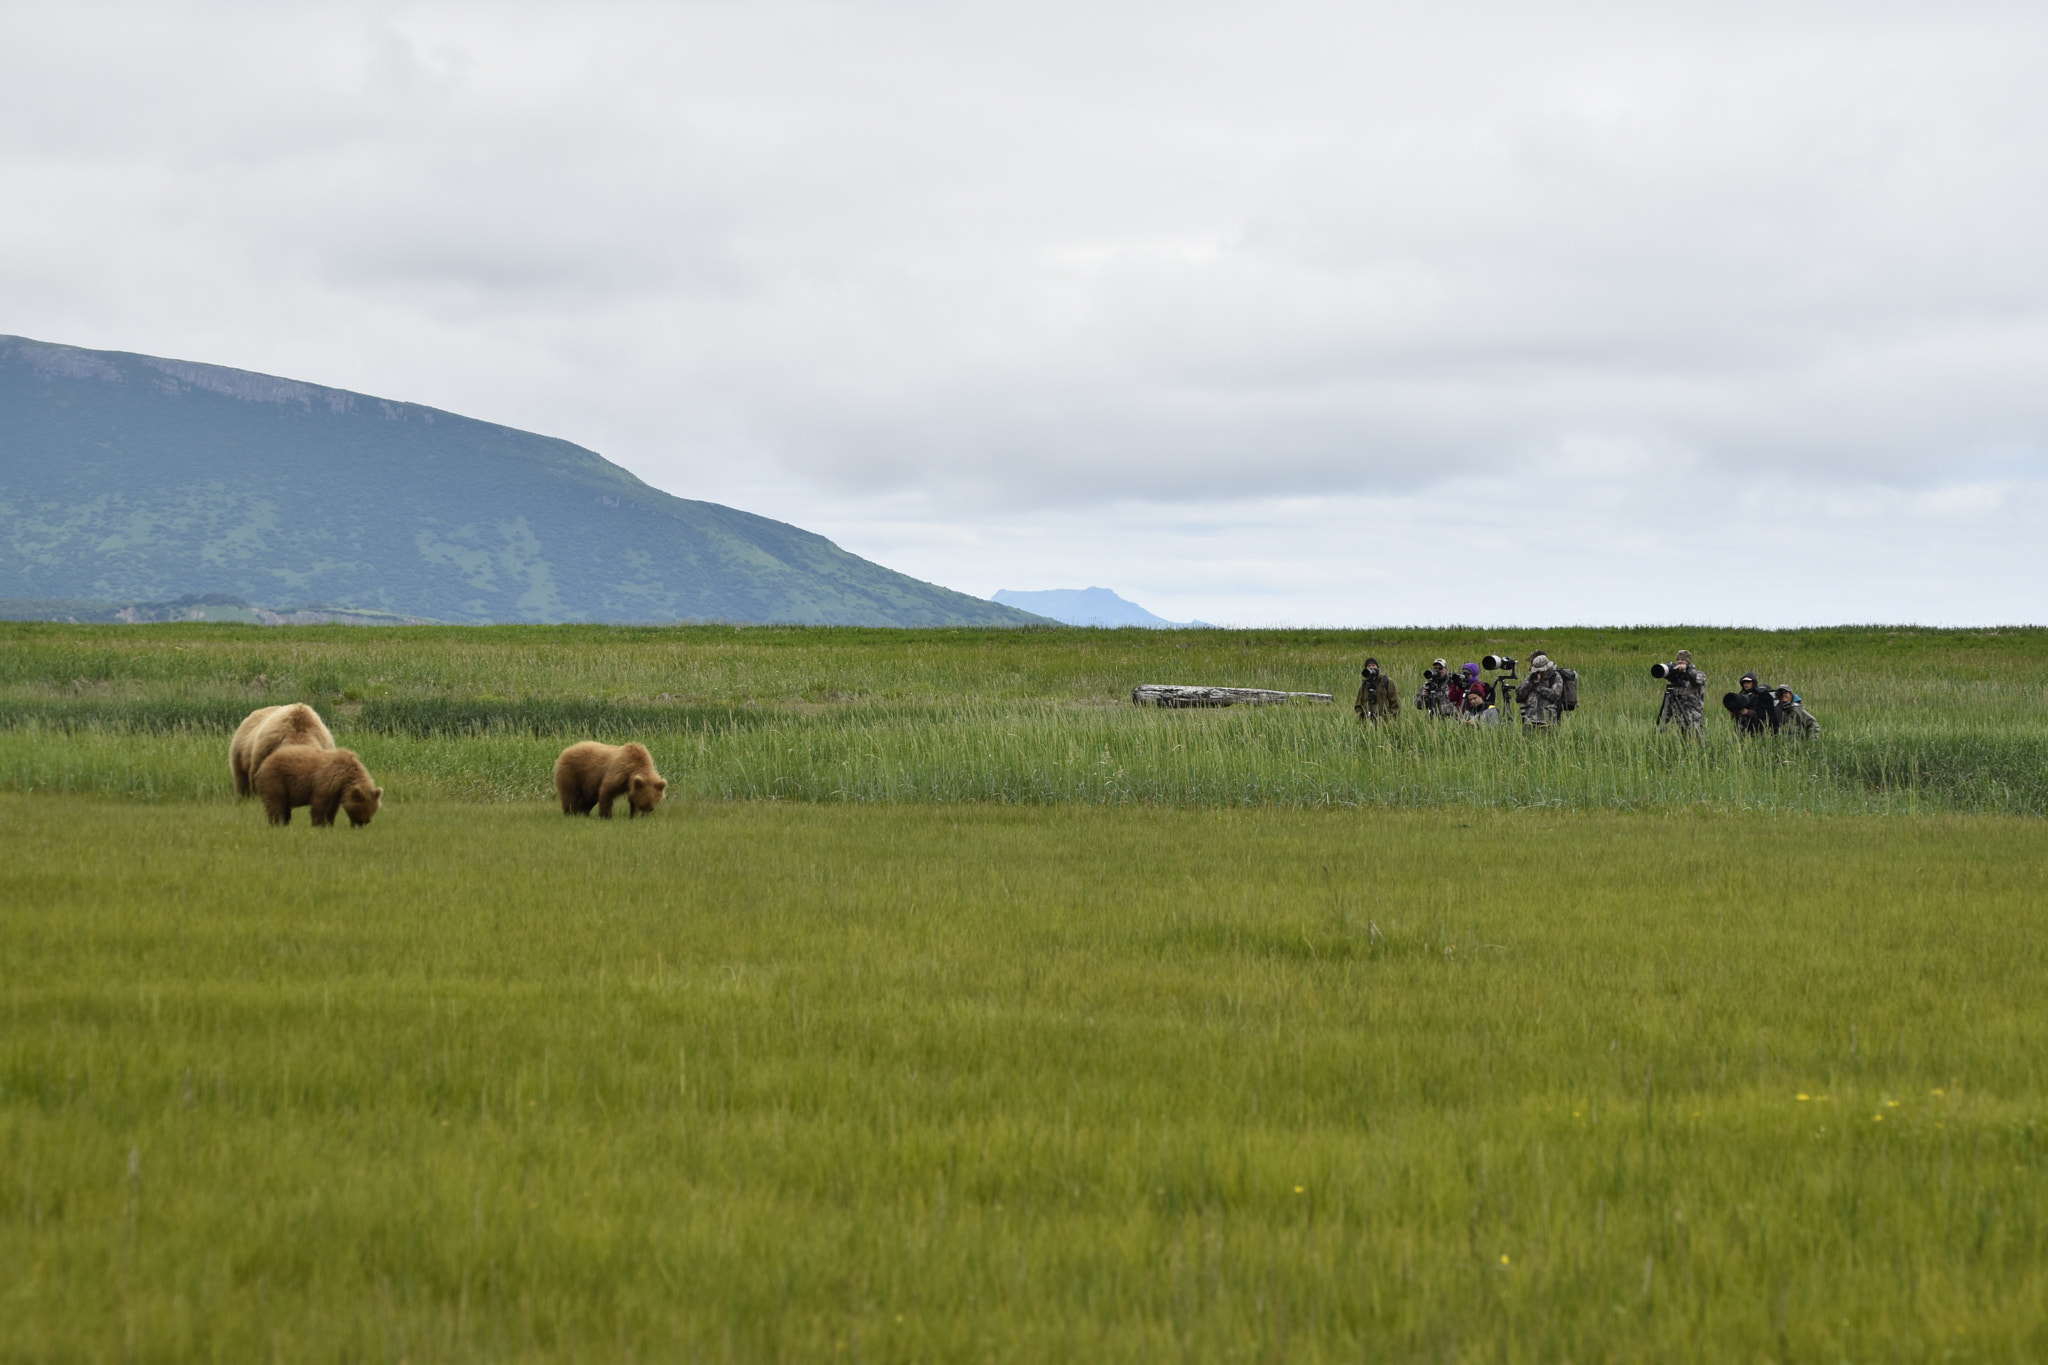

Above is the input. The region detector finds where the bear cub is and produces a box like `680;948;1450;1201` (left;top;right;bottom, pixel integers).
554;741;667;818
254;745;383;827
230;703;336;797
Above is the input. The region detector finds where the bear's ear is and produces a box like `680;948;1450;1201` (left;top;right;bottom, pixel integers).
372;786;384;799
630;774;646;791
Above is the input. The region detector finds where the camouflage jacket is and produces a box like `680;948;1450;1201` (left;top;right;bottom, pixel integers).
1656;665;1707;727
1776;699;1821;738
1516;667;1567;726
1416;671;1456;717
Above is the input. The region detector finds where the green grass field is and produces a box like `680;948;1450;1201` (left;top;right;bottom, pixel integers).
2;623;2045;1360
3;621;2045;814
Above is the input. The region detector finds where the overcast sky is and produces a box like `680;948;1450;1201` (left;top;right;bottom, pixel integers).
5;1;2045;625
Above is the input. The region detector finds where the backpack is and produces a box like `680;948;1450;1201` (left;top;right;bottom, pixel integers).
1558;668;1579;712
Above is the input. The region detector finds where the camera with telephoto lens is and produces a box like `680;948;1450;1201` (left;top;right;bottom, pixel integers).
1482;654;1517;673
1651;661;1682;679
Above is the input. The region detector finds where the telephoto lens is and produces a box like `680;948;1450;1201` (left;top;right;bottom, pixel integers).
1651;662;1671;680
1482;654;1516;672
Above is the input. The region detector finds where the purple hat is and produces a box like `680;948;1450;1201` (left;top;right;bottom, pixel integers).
1461;662;1480;677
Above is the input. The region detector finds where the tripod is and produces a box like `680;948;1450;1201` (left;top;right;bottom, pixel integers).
1488;669;1519;724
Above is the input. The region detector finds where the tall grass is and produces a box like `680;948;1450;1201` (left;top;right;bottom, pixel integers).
2;622;2043;813
688;700;2013;812
3;699;2041;814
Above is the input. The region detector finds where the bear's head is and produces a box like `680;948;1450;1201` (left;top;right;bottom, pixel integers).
342;779;384;827
628;773;667;815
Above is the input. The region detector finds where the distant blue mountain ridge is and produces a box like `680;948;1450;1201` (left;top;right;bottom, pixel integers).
990;587;1207;629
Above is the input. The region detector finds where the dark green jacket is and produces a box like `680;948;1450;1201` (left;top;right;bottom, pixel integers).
1355;669;1399;720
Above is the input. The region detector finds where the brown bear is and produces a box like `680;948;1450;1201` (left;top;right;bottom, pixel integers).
253;744;383;827
554;741;667;818
230;703;336;797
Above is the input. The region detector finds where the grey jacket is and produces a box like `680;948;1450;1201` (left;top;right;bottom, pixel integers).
1776;699;1820;738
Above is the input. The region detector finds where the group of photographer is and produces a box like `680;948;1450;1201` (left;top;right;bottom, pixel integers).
1354;648;1821;738
1356;653;1578;729
1652;652;1820;740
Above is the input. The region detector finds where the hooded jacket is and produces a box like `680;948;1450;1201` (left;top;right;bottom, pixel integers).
1775;695;1820;738
1728;674;1776;734
1356;665;1400;720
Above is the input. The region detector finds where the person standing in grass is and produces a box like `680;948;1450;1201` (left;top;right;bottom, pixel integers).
1416;658;1457;717
1515;652;1570;728
1774;685;1821;738
1655;649;1708;740
1726;672;1777;735
1355;657;1399;722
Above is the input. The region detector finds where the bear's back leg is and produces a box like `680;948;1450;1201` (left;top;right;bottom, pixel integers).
554;755;600;815
557;773;598;815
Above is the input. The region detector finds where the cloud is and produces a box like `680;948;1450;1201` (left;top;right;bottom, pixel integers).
3;1;2045;620
795;464;2048;628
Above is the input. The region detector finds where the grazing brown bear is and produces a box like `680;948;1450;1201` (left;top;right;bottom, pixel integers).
230;703;336;796
254;745;382;827
554;741;667;818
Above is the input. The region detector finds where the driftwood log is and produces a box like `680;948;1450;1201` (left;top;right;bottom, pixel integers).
1132;684;1336;708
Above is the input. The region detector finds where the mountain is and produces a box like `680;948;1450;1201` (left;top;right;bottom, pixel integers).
0;335;1046;627
990;587;1205;628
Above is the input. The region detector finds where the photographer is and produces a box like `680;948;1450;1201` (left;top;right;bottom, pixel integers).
1415;658;1457;718
1515;652;1570;728
1653;649;1707;738
1355;657;1399;722
1773;685;1821;739
1455;664;1495;724
1724;672;1777;736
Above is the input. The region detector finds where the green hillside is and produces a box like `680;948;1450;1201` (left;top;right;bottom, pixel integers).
0;335;1042;626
